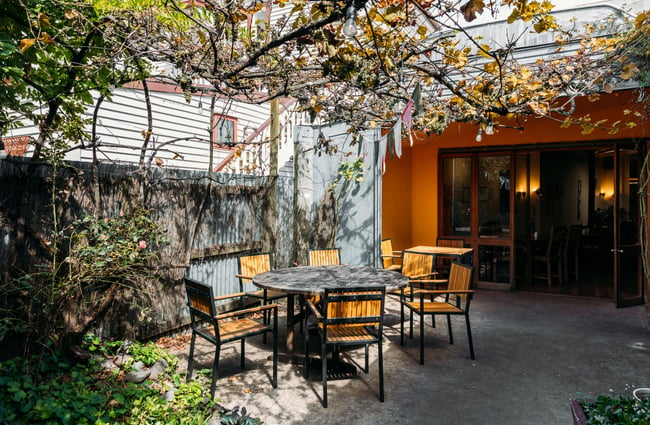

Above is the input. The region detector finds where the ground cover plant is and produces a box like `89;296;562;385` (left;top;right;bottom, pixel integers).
576;390;650;425
0;335;257;424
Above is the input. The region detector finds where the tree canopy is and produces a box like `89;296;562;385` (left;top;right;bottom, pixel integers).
1;0;648;159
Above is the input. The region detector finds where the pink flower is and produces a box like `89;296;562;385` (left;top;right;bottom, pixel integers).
138;240;147;249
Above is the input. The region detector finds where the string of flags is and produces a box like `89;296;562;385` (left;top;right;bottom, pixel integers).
378;82;422;174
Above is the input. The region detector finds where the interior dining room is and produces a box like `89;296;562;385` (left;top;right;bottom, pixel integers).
510;146;642;302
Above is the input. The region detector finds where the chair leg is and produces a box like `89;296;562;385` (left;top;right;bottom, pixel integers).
187;332;197;381
240;339;246;370
322;343;328;408
364;344;369;373
304;319;311;378
272;308;278;388
546;261;552;285
378;340;384;402
400;300;406;346
447;314;454;345
419;313;425;365
210;345;221;400
466;314;475;360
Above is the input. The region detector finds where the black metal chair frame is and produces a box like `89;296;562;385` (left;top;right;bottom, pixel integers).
236;252;288;337
304;286;386;408
184;277;278;400
400;262;475;364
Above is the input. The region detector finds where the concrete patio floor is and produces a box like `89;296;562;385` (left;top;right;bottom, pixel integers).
173;290;650;425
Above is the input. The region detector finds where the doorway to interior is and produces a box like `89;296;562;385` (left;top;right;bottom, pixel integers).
439;141;645;306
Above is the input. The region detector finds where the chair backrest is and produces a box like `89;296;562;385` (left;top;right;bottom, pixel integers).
308;248;341;266
401;250;436;278
381;239;395;268
322;287;386;330
447;262;474;293
564;225;582;256
238;252;272;285
184;278;220;340
547;225;566;256
436;238;464;248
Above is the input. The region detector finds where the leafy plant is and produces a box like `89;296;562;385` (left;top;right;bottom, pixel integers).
220;406;262;425
578;392;650;425
0;339;219;425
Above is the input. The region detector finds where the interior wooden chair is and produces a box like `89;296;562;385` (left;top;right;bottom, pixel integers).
304;286;386;408
532;225;566;285
184;277;278;400
562;225;582;282
381;238;402;271
400;262;475;364
236;252;288;335
307;247;342;266
435;238;464;278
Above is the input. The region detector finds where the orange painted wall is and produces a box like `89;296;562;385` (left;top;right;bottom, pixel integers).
382;89;649;253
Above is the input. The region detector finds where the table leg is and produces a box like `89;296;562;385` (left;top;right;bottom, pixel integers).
286;294;295;355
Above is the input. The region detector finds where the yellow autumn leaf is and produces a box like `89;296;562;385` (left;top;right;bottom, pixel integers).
620;63;640;80
20;38;35;52
561;117;572;128
64;9;80;19
519;67;532;80
478;44;492;58
626;122;638;128
40;33;55;45
37;12;50;29
587;94;600;102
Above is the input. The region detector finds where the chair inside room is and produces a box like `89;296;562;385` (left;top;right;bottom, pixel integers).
381;238;402;271
532;225;566;286
304;286;386;408
562;225;582;282
307;247;342;266
236;252;288;331
184;277;278;400
435;238;464;278
400;262;475;364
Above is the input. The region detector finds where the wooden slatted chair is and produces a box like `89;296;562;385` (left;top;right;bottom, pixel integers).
184;277;278;400
304;286;386;408
381;238;402;271
400;262;475;364
562;225;582;282
435;238;464;278
532;225;565;285
307;247;342;266
392;250;444;298
236;252;288;335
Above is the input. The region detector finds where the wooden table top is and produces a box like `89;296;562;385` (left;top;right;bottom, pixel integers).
407;245;473;256
252;265;408;296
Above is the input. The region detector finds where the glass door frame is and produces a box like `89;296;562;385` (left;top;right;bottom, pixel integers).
439;151;516;290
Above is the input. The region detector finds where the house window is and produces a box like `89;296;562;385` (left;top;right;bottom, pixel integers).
214;116;236;147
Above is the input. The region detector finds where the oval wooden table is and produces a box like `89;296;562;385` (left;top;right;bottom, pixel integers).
253;265;408;356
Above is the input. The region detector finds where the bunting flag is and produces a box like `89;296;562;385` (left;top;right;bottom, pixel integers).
392;118;402;158
379;131;388;174
378;81;423;171
401;98;414;146
412;82;423;116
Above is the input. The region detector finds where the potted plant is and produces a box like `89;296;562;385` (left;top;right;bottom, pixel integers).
570;389;650;425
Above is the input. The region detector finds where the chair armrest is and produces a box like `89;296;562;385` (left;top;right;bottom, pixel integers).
214;292;247;302
235;274;253;280
409;272;440;280
416;289;474;295
381;254;401;259
217;303;278;320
